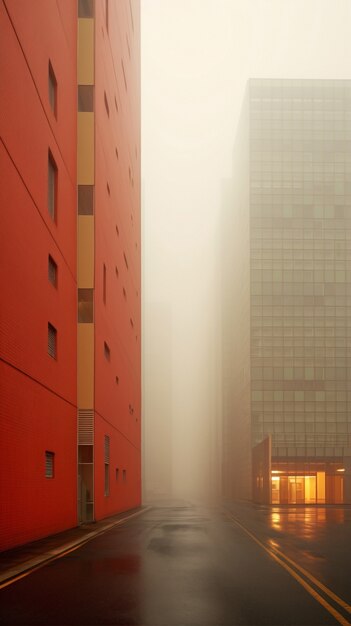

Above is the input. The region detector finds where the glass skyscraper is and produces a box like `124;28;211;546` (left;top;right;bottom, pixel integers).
224;79;351;505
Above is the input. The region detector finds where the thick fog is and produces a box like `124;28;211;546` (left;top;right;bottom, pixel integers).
141;0;351;503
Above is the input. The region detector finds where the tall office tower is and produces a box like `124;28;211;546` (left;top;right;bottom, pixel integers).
223;79;351;505
0;0;140;551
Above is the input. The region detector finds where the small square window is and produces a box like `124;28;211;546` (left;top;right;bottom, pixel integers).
78;185;94;215
48;152;57;221
78;288;93;322
48;255;57;287
48;323;57;358
78;0;94;17
45;451;55;478
48;62;57;116
78;85;94;112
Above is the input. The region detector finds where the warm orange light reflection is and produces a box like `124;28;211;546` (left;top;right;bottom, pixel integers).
270;472;326;504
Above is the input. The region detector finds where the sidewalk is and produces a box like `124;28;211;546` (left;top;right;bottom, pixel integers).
0;506;149;588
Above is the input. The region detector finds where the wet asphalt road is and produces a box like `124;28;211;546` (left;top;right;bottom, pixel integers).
226;502;351;606
0;503;350;626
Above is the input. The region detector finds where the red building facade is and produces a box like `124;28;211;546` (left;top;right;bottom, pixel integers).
0;0;141;551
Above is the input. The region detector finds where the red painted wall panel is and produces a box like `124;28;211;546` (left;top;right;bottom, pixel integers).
0;0;77;272
0;0;77;550
0;362;77;551
93;0;141;520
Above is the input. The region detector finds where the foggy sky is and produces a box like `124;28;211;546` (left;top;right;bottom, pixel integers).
141;0;351;502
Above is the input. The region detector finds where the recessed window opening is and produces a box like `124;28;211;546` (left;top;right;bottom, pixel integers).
116;467;119;481
103;263;106;303
45;451;55;478
115;266;119;278
114;96;118;113
48;152;57;221
130;318;134;328
123;287;127;300
104;341;110;360
78;288;93;323
78;0;94;18
48;62;57;116
107;182;110;195
105;0;109;33
123;469;127;482
116;224;119;236
123;253;129;269
115;375;119;385
48;255;57;287
48;323;57;359
104;91;110;117
115;147;119;160
78;85;94;112
78;185;94;215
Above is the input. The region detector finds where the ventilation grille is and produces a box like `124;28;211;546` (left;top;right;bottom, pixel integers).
45;451;54;478
48;323;57;358
78;409;94;445
104;435;110;464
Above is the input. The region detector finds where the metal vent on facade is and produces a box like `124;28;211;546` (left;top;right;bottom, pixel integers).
45;451;54;478
104;435;110;464
48;323;57;358
78;409;94;445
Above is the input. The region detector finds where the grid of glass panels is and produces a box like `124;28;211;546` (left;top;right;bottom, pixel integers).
249;79;351;458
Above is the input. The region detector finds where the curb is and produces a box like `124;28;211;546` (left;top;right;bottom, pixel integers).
0;506;151;589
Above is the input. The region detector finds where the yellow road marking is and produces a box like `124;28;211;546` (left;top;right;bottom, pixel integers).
0;506;150;591
227;513;351;626
230;514;351;614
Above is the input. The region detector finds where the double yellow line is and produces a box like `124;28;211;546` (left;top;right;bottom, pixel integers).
227;513;351;626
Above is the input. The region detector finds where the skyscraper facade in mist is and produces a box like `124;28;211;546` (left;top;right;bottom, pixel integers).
224;79;351;505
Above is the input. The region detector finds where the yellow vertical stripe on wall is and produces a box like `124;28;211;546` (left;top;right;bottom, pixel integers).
77;324;94;408
77;113;94;184
78;216;94;288
78;19;94;85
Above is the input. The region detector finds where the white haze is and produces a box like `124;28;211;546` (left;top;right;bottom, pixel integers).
141;0;351;503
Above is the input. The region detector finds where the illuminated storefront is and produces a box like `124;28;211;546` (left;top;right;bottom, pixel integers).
271;465;345;505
